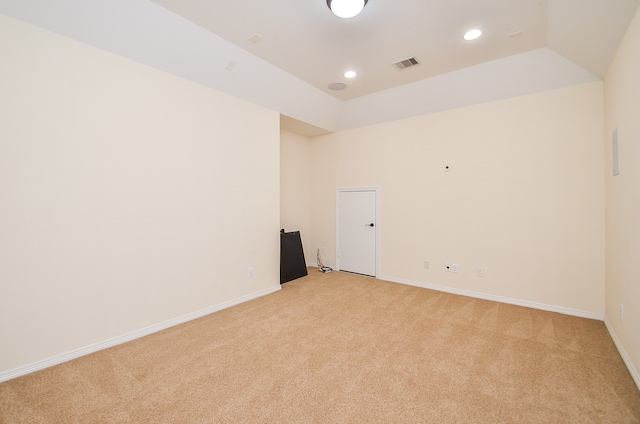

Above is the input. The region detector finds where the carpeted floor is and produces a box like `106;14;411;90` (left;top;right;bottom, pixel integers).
1;269;639;423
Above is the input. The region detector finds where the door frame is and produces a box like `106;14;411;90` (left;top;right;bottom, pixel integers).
335;187;380;277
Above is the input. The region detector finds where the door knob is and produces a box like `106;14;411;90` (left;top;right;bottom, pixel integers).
365;223;374;227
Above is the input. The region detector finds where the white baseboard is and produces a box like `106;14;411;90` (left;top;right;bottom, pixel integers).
5;275;625;385
378;274;604;321
380;274;640;390
604;318;640;391
0;285;281;383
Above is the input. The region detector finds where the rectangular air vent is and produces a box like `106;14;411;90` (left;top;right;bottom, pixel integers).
393;57;419;70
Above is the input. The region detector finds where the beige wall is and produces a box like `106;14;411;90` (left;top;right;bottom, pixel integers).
0;15;280;374
310;82;605;316
280;130;313;265
604;8;640;386
5;6;635;385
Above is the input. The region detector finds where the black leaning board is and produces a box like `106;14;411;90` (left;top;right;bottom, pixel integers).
280;231;307;284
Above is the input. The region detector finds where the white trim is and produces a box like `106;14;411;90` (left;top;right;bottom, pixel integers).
378;274;604;321
604;317;640;391
0;285;281;383
382;273;640;389
335;187;380;277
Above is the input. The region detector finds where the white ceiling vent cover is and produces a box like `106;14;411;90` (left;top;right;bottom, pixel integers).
393;57;420;70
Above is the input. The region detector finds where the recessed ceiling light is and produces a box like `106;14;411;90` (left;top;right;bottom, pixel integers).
464;29;482;41
344;70;357;79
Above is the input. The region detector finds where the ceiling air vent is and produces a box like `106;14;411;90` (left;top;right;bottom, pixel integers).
393;57;420;70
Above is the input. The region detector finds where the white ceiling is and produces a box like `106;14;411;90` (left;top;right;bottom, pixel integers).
151;0;638;101
1;0;638;136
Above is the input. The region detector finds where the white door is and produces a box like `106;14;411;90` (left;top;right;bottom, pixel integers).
337;190;377;277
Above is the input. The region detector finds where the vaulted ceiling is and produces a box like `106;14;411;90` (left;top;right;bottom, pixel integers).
1;0;638;135
153;0;640;100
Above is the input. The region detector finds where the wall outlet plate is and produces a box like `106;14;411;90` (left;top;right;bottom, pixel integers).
445;263;459;273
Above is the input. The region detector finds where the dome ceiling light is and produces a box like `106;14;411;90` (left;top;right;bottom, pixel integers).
327;0;368;19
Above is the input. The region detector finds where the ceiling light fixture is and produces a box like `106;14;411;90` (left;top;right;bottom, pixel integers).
328;82;347;90
464;29;482;41
344;70;357;78
327;0;368;19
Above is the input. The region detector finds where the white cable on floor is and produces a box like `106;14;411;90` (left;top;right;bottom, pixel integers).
317;249;333;273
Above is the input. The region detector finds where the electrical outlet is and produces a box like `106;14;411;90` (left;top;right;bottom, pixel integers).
620;304;624;321
451;264;459;273
321;247;326;255
477;267;484;277
424;261;429;269
248;267;254;278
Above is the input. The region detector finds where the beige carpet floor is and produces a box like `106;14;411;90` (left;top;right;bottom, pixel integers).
1;269;639;423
